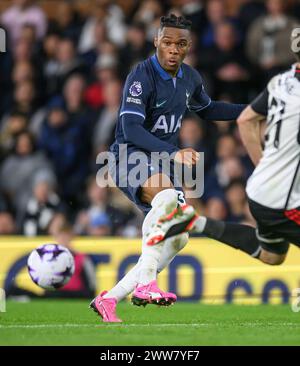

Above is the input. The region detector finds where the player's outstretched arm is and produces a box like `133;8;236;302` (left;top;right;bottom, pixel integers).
237;105;265;166
197;100;246;121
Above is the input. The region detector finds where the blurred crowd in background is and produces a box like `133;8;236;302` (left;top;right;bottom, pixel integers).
0;0;299;237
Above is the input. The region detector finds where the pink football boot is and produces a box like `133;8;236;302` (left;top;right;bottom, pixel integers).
89;291;122;323
131;280;177;307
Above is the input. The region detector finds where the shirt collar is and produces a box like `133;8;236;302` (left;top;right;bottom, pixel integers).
151;54;183;80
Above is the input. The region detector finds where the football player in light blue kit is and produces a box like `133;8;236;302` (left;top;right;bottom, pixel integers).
90;14;246;322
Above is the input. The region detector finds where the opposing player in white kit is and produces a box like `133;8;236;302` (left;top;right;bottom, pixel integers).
162;30;300;265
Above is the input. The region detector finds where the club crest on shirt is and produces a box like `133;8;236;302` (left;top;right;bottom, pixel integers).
129;81;142;97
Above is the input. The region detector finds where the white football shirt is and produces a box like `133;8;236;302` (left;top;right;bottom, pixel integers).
246;63;300;210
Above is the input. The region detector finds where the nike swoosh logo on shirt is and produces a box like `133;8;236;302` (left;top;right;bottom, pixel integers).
155;100;167;108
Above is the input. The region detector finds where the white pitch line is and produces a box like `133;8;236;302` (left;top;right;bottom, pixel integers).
0;323;204;329
0;322;299;329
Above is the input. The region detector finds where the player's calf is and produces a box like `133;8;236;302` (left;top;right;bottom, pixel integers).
187;216;290;264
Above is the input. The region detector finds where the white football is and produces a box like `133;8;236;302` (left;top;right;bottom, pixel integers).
27;244;75;290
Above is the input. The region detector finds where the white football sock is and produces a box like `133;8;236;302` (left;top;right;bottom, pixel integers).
138;189;179;285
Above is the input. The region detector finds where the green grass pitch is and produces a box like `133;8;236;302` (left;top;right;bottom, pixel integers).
1;300;300;346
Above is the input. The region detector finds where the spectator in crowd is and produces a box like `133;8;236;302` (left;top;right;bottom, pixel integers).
13;37;34;64
92;79;122;155
0;51;13;118
43;37;85;97
200;21;251;102
19;172;61;236
217;156;246;187
75;177;112;236
179;114;215;170
0;191;15;235
79;19;108;71
1;37;37;113
18;23;42;62
14;24;43;76
1;79;46;136
0;111;28;156
0;130;55;212
75;176;142;237
238;0;266;33
108;187;144;237
199;0;234;50
119;22;153;78
182;29;201;68
78;0;126;54
204;134;245;202
41;31;61;99
292;0;300;20
176;0;207;35
46;212;68;236
1;0;47;47
132;0;164;42
224;179;248;222
12;60;34;84
12;79;37;114
19;23;37;44
205;197;228;221
48;1;83;45
0;211;15;235
95;43;119;80
39;74;93;212
84;51;119;109
246;0;298;83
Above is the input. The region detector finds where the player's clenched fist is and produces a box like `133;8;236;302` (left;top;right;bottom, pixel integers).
174;148;200;167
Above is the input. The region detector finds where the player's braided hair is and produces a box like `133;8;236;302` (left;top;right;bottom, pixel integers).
160;14;192;31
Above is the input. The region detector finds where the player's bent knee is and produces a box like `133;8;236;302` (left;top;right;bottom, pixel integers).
259;250;286;265
140;174;174;204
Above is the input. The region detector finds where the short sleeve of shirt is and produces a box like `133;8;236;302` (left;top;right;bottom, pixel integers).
251;88;269;116
119;64;152;120
188;68;211;112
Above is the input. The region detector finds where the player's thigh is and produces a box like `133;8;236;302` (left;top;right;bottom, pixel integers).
140;173;174;204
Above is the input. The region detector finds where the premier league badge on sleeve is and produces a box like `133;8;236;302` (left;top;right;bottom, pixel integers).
129;81;142;97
